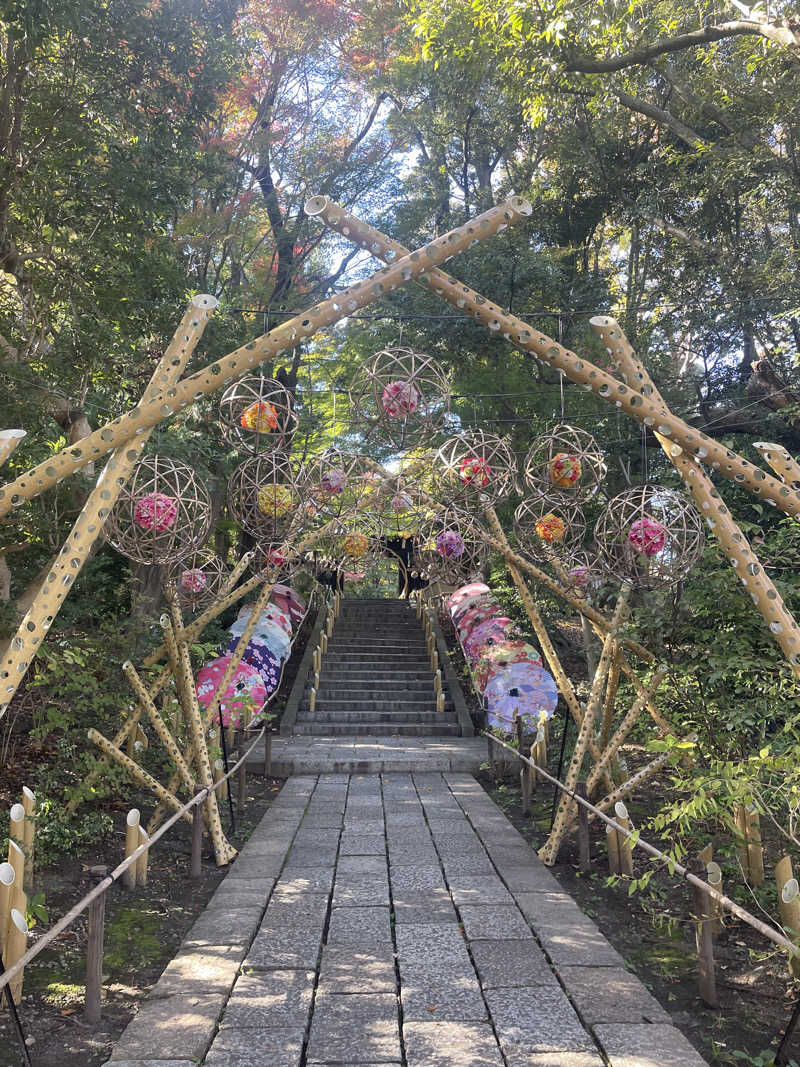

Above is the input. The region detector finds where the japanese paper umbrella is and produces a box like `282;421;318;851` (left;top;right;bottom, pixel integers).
225;636;282;694
230;614;291;659
272;584;306;621
196;656;267;728
236;602;292;637
447;582;490;615
484;661;558;734
451;592;493;625
463;616;519;663
473;640;542;694
457;601;504;639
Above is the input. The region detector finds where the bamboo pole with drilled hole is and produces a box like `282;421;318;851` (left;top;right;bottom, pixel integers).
87;729;193;825
311;198;800;521
590;316;800;678
0;430;25;468
0;296;218;718
122;661;196;794
754;442;800;490
540;586;632;865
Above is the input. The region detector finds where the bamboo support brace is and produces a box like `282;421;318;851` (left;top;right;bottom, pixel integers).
585;670;667;795
87;729;192;825
123;661;196;794
313;199;800;519
754;442;800;491
590;316;800;676
541;587;632;866
0;429;26;468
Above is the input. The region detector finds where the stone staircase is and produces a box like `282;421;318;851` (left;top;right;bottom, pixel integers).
293;598;463;737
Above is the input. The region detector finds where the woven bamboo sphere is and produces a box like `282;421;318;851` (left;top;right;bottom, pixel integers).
227;451;302;541
372;474;431;539
436;430;517;507
594;485;704;589
561;549;602;597
414;505;489;584
218;376;298;453
250;540;302;580
523;424;607;503
301;450;383;520
166;550;230;612
348;347;451;448
514;496;586;563
105;454;212;565
313;517;379;569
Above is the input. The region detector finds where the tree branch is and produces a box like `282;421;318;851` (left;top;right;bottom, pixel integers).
614;90;708;149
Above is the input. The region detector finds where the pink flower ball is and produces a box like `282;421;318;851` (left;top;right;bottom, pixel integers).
628;515;667;556
133;492;178;532
321;468;347;494
436;529;465;558
381;379;419;418
180;568;207;593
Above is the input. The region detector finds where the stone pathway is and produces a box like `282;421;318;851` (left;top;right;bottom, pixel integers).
105;773;708;1067
252;735;486;775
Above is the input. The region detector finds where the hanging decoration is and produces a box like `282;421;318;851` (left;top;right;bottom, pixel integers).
513;496;586;563
523;425;607;503
594;485;704;589
105;455;212;565
227;451;302;541
218;377;298;454
165;551;230;613
436;430;517;507
301;450;381;520
349;347;451;448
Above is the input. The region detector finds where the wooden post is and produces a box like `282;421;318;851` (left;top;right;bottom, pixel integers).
321;631;328;655
576;783;591;873
123;810;140;890
705;860;724;937
615;801;634;877
309;687;317;714
0;861;14;952
84;866;108;1024
213;758;227;802
606;823;621;875
690;858;719;1007
237;731;247;811
436;690;445;714
21;787;34;890
264;726;272;783
191;791;204;879
746;806;764;886
734;805;750;877
4;908;28;1003
776;855;800;976
136;829;149;887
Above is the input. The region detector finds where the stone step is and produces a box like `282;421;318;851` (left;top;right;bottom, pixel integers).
319;668;434;679
291;722;461;736
321;656;433;667
306;698;453;714
327;640;428;652
297;709;454;724
308;681;438;696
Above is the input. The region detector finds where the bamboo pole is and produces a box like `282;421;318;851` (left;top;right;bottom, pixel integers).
136;829;149;887
735;805;750;876
0;862;13;953
606;823;621;875
122;661;196;794
690;857;719;1007
312;199;800;516
600;650;622;752
21;787;34;890
754;442;800;490
587;752;672;822
0;296;218;718
541;587;632;865
0;199;529;518
484;507;615;793
706;860;724;937
590;317;800;677
3;908;27;1002
0;430;25;468
746;806;765;886
615;802;634;876
776;855;800;975
87;729;193;826
123;810;140;891
5;840;24;944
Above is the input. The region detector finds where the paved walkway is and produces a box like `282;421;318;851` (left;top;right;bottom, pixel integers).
252;736;486;775
106;773;708;1067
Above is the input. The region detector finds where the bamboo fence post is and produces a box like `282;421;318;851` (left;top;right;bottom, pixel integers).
0;862;13;952
236;730;247;811
483;507;615;793
581;615;599;684
576;783;591;872
313;199;800;519
4;909;28;1003
84;865;108;1024
123;810;140;891
541;587;632;866
776;856;800;976
754;442;800;490
191;791;204;879
590;316;800;678
0;296;218;718
5;840;24;946
136;829;149;887
9;803;24;854
0;429;26;468
706;860;724;938
20;788;34;891
615;801;634;877
734;804;750;875
690;857;719;1007
0;199;529;519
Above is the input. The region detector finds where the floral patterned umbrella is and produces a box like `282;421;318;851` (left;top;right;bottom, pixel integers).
196;656;267;728
447;582;490;615
271;584;306;622
237;602;292;637
484;661;558;734
225;636;281;694
229;614;291;661
463;616;517;663
456;601;505;640
451;592;493;625
473;640;542;694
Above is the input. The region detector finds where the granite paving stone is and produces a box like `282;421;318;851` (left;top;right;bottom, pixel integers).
458;904;534;941
273;868;335;896
107;993;226;1062
471;939;559;989
486;986;597;1056
221;970;314;1029
183;906;264;947
244;928;323;971
339;832;386;855
337;854;387;875
448;875;516;905
284;844;339;867
332;874;390;907
595;1023;709;1066
401;972;488;1021
392;887;457;924
306;993;401;1064
149;943;245;997
403;1021;504;1066
327;904;392;944
388;865;446;891
560;965;671;1025
318;945;397;993
204;1028;305;1067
